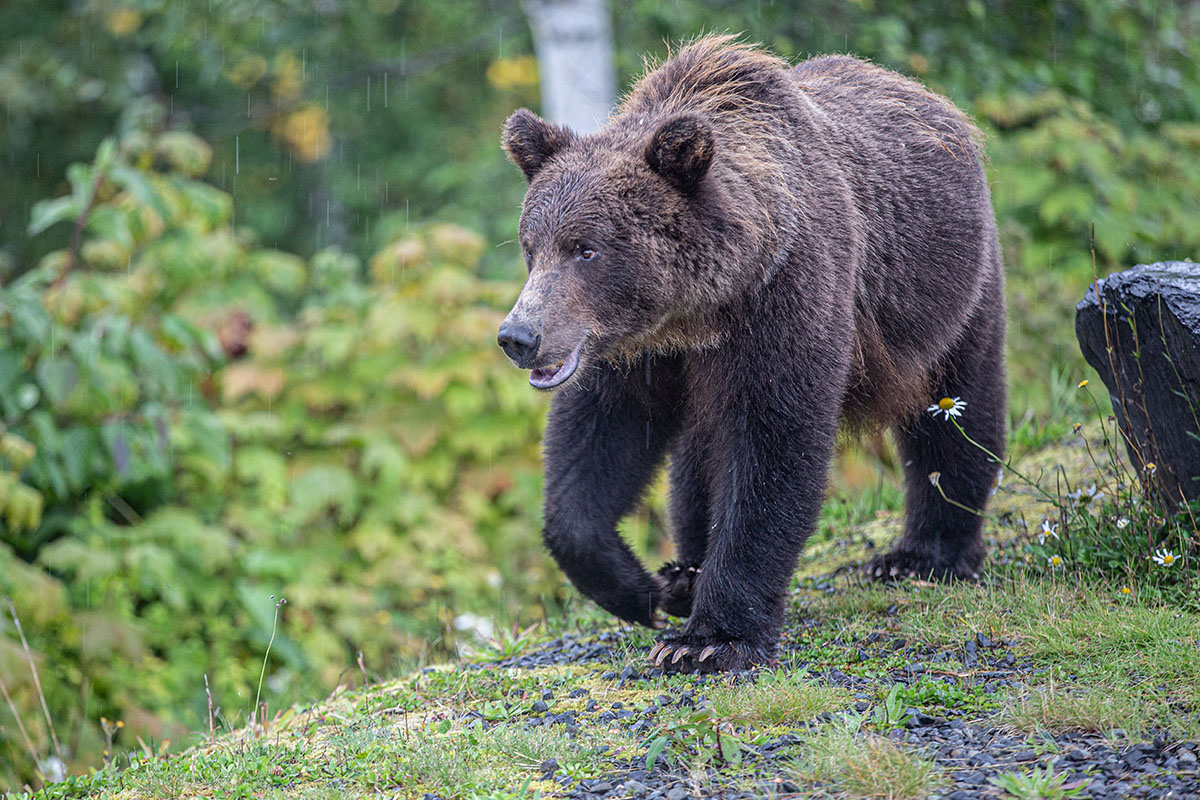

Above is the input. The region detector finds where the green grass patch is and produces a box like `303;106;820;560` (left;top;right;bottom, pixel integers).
1001;680;1196;741
707;670;852;727
786;722;941;800
804;573;1200;707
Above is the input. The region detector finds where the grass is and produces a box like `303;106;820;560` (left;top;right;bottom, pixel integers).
16;408;1200;799
786;722;941;800
1001;680;1191;741
803;571;1200;709
707;670;851;727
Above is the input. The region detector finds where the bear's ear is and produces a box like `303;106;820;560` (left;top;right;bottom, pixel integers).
645;114;715;195
503;109;575;182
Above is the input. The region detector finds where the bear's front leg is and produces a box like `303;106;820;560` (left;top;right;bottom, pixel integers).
542;356;684;627
651;355;845;674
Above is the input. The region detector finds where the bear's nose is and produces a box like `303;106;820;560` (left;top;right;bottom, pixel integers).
497;322;541;367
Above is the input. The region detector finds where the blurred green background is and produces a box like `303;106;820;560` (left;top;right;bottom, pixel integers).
1;0;1198;790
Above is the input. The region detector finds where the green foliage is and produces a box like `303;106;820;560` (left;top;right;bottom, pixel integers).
644;707;753;773
953;384;1199;609
990;763;1087;800
0;127;553;791
869;684;913;732
888;675;1001;716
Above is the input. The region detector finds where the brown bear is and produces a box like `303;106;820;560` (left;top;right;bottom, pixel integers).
497;35;1006;673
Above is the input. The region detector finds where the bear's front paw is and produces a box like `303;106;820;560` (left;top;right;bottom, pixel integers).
655;561;701;618
647;634;773;675
863;549;980;582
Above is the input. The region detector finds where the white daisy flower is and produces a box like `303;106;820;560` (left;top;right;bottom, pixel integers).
1047;554;1063;568
1038;519;1059;545
1152;549;1178;567
1115;518;1129;530
927;396;967;420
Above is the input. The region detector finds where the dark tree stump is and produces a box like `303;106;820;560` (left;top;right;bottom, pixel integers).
1075;261;1200;505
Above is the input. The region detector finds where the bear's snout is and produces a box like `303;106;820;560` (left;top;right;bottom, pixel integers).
497;321;541;367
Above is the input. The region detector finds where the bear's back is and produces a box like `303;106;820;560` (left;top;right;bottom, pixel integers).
792;55;985;193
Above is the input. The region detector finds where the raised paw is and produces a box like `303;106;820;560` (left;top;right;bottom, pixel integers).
863;549;980;583
655;561;701;618
647;634;773;675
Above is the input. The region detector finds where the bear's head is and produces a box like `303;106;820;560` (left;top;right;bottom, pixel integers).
497;108;720;391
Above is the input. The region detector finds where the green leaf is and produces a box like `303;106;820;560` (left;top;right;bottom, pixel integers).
27;195;81;236
110;164;166;216
719;732;742;767
35;357;78;409
645;736;669;771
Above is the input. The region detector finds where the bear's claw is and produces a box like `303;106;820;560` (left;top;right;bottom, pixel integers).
863;550;980;583
647;634;772;674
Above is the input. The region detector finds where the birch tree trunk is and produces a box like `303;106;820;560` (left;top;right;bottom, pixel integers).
522;0;616;134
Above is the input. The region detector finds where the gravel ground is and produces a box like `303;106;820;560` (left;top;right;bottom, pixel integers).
468;585;1200;799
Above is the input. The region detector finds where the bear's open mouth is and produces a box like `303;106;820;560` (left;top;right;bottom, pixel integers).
529;340;584;390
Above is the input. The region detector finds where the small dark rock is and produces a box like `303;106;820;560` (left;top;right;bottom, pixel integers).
531;700;549;713
540;758;559;774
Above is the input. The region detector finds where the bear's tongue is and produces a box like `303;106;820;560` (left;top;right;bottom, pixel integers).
530;362;563;382
529;343;582;390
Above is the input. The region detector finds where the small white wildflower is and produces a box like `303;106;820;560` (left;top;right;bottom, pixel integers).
453;612;495;640
38;756;66;783
1047;554;1063;568
1038;519;1059;545
1152;548;1178;567
928;471;941;487
1115;518;1129;530
927;396;967;420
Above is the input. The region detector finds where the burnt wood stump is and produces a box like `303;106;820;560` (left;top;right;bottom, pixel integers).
1075;261;1200;505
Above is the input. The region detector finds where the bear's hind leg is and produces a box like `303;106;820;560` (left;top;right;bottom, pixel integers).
869;292;1006;580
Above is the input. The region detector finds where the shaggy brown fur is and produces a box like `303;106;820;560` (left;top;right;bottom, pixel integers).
498;35;1006;673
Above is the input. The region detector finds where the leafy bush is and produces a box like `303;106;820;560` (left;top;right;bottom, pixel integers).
0;130;554;790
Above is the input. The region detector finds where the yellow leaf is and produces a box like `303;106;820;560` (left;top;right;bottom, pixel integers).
271;104;331;163
221;364;287;402
487;55;539;91
104;8;142;36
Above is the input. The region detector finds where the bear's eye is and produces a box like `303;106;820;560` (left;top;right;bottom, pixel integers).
577;246;597;262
